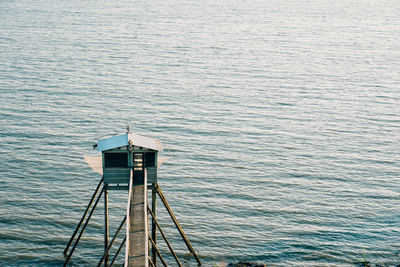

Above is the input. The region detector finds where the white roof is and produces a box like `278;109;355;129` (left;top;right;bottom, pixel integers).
97;133;162;152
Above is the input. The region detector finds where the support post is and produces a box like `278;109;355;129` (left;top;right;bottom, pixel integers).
156;184;201;265
148;234;168;267
110;236;126;267
104;185;109;267
64;178;103;255
147;205;182;266
97;216;126;267
151;183;157;266
148;257;155;267
64;187;104;267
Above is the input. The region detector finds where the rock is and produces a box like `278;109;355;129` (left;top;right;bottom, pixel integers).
228;262;267;267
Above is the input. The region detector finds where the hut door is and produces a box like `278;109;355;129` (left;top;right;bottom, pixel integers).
133;153;144;185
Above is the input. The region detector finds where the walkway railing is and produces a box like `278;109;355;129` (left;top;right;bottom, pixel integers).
64;175;201;266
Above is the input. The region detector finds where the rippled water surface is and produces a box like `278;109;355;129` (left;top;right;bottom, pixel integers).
1;0;399;266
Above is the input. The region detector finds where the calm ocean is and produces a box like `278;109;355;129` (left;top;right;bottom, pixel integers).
1;0;399;266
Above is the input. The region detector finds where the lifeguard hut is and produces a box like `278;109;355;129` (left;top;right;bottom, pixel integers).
63;130;201;267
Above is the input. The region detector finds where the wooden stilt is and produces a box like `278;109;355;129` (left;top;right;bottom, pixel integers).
147;205;182;266
151;183;157;266
104;185;109;267
148;257;156;267
156;184;201;265
97;216;126;267
64;178;103;255
64;187;104;267
148;233;168;267
110;236;126;266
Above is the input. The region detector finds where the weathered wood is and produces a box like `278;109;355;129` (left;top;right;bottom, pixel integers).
107;185;129;191
147;168;157;184
157;185;201;265
110;236;126;267
104;168;131;176
125;170;134;265
126;169;149;267
64;178;103;255
64;186;104;267
104;185;109;267
103;168;131;185
147;205;182;267
97;216;126;267
148;257;156;267
151;184;157;266
67;132;206;267
148;233;168;267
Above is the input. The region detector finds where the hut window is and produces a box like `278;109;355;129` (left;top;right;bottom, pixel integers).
145;152;156;167
104;152;128;168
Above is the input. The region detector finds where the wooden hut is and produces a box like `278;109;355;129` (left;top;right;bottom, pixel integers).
96;133;162;188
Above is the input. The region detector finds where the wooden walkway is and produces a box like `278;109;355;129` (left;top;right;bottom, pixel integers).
125;170;149;267
63;169;201;267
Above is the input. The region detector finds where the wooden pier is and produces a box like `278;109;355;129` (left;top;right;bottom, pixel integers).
63;132;201;267
126;170;148;267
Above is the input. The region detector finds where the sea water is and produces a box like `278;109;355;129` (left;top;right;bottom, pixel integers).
0;0;399;266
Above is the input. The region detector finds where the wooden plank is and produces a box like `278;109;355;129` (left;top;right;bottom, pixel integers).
103;168;130;184
107;185;129;191
147;168;157;184
126;169;149;267
125;170;133;265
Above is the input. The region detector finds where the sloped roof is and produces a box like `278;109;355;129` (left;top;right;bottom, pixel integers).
97;133;162;152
